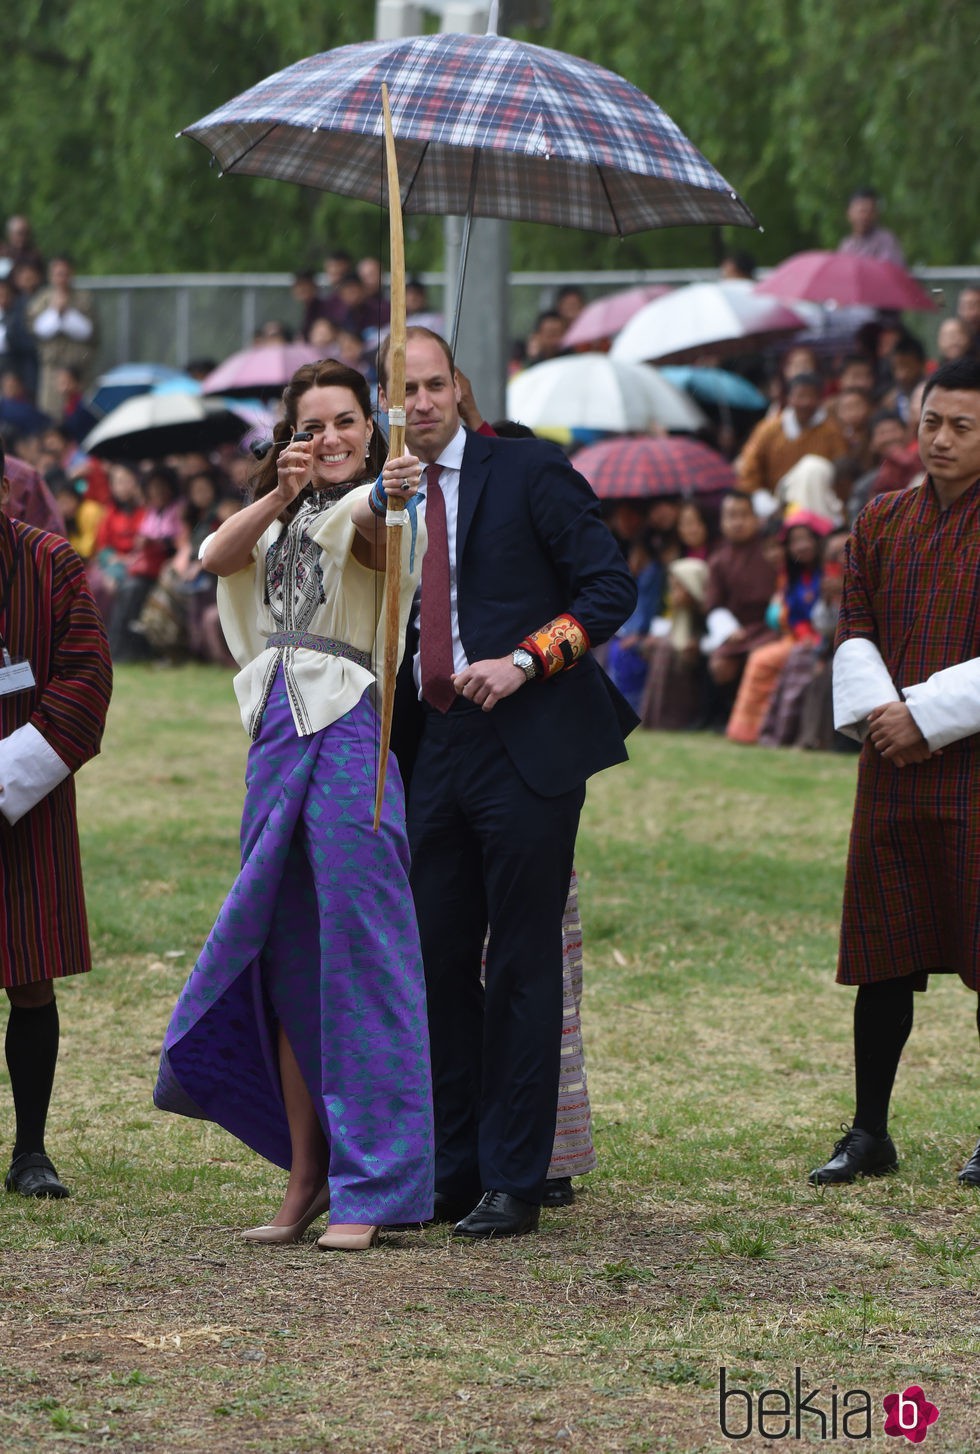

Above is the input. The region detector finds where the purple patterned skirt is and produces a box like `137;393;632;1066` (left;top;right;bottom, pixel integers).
154;668;434;1224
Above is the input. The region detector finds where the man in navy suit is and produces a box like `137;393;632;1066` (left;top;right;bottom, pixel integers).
381;328;637;1238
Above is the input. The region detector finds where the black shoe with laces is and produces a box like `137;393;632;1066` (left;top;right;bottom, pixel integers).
452;1189;540;1238
808;1125;898;1186
957;1138;980;1186
542;1176;574;1207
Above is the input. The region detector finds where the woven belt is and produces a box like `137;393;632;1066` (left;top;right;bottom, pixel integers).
266;632;371;670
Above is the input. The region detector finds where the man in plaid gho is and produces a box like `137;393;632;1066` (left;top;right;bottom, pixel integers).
811;356;980;1188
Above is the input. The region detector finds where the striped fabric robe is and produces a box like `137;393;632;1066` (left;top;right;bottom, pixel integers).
0;514;112;987
835;477;980;988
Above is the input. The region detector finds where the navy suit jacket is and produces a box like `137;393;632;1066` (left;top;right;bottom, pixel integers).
393;429;639;798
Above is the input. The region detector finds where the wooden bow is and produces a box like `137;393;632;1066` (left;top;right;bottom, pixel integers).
373;82;406;831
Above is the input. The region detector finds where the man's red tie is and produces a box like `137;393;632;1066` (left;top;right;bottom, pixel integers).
420;463;457;712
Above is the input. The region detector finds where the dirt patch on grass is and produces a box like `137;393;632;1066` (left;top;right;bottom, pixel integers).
3;1206;978;1452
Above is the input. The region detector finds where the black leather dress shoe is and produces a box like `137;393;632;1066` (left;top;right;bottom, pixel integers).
452;1189;540;1238
808;1125;898;1185
5;1152;70;1199
542;1176;574;1207
957;1138;980;1186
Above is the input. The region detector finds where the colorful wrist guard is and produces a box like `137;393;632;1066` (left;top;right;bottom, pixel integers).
521;613;591;678
369;476;387;518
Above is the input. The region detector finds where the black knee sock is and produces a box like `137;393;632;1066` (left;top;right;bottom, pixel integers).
852;977;915;1138
5;998;60;1159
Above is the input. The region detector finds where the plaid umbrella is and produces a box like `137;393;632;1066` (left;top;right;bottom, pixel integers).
572;435;736;499
181;33;757;236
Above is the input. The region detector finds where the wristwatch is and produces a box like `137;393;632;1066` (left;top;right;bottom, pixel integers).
512;647;539;683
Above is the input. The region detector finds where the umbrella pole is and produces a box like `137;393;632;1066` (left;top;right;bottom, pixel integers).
448;151;482;356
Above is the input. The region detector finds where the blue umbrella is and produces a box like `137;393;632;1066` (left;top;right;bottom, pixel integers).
151;373;205;396
660;366;766;411
88;363;190;417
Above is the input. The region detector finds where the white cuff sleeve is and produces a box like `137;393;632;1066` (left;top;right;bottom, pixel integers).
833;636;901;741
902;656;980;751
700;607;742;654
31;306;62;339
0;723;71;826
59;307;94;341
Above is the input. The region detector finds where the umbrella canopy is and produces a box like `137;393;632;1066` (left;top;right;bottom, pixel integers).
573;435;736;499
660;366;767;411
181;33;757;236
755;251;936;312
81;392;258;460
201;343;324;399
88;363;192;417
561;285;672;348
611;280;805;365
506;355;706;434
778;300;878;356
151;372;206;396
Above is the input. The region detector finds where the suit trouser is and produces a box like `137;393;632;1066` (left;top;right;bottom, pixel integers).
407;701;584;1204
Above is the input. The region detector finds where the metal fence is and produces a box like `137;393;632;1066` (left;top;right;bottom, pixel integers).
76;267;980;375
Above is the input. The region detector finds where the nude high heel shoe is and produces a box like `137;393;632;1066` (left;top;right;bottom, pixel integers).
241;1184;331;1244
316;1223;380;1251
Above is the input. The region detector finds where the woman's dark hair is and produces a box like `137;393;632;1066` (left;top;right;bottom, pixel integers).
141;463;181;500
249;357;385;521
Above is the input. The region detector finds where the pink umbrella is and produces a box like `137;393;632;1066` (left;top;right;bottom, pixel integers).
201;342;325;399
755;251;936;312
562;285;672;348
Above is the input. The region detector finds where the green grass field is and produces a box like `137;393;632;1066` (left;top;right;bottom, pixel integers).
1;664;978;1452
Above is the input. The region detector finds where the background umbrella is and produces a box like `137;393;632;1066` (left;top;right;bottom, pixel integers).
81;392;262;460
201;342;323;400
755;251;937;312
88;363;192;417
506;355;706;434
561;285;672;349
777;300;879;356
611;280;805;365
181;11;757;341
660;366;767;411
572;435;736;499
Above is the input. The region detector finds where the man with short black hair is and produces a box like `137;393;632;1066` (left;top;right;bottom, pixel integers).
737;374;848;495
0;439;112;1197
886;334;926;424
812;356;980;1187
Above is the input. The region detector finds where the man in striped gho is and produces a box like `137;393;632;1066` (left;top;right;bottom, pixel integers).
811;357;980;1189
0;439;112;1198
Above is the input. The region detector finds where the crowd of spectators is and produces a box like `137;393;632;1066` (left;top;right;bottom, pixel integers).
2;204;978;755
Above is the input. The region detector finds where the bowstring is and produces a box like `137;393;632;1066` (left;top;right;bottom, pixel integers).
373;123;386;796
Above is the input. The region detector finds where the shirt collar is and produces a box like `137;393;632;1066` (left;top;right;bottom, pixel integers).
434;422;467;474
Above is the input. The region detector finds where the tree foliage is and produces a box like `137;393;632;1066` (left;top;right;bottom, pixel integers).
1;0;976;275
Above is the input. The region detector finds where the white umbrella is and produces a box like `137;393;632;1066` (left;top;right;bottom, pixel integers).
81;391;262;460
506;354;706;434
610;280;805;365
